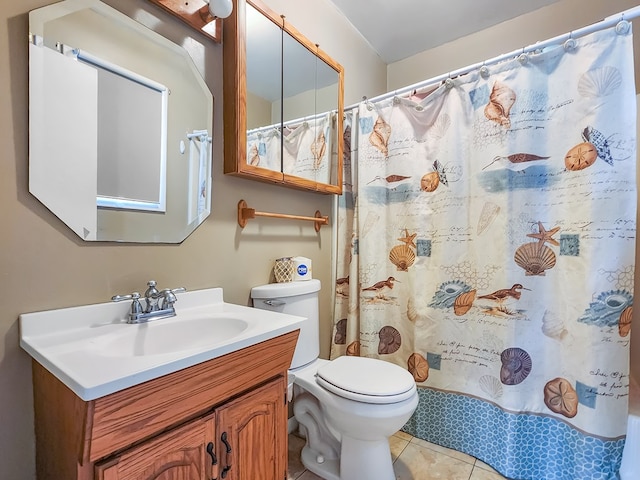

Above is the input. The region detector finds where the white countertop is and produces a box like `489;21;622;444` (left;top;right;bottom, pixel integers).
19;287;304;401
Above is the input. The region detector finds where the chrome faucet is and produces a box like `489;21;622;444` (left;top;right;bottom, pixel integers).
112;280;186;324
144;280;160;313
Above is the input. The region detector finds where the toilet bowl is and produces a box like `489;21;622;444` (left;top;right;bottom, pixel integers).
251;279;419;480
292;356;418;480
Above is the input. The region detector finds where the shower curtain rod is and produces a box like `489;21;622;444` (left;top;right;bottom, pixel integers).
346;5;640;110
247;110;336;136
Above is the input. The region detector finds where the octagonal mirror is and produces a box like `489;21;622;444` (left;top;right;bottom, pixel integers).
28;0;214;242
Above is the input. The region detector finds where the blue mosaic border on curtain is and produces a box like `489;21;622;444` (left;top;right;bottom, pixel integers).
402;388;626;480
332;22;635;480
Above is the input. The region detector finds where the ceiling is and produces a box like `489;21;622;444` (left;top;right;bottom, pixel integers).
326;0;563;64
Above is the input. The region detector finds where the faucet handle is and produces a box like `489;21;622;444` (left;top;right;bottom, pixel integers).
159;287;186;309
111;292;143;320
111;292;141;302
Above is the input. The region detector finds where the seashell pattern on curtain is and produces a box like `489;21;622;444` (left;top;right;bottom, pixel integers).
331;24;636;480
246;112;334;182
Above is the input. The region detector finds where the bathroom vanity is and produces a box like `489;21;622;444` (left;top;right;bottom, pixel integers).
20;288;303;480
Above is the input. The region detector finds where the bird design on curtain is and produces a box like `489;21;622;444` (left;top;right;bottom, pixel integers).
332;23;636;480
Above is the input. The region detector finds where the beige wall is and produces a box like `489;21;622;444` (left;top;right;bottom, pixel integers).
387;0;640;91
246;89;273;128
0;0;382;478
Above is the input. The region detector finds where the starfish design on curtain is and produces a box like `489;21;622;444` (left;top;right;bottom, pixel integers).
398;229;417;248
527;222;560;246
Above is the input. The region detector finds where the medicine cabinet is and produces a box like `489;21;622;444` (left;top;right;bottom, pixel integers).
223;0;344;194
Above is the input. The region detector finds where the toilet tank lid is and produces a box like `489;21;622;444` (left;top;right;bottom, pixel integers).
251;279;321;299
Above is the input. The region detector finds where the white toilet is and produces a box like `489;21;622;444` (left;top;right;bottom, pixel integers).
251;279;418;480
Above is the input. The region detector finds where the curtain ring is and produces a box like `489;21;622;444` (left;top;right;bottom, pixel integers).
479;63;490;79
362;95;374;111
444;77;454;89
517;51;529;65
564;32;577;51
616;16;631;35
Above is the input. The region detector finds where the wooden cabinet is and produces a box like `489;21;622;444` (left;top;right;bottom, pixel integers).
215;379;286;480
222;0;344;194
95;414;216;480
31;331;298;480
95;378;286;480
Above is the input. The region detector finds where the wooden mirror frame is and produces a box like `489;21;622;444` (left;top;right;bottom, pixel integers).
147;0;223;43
223;0;344;194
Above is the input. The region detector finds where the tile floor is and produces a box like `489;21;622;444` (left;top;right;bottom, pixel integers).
288;431;509;480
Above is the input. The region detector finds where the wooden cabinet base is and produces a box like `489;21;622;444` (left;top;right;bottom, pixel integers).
216;379;286;480
95;413;216;480
32;331;297;480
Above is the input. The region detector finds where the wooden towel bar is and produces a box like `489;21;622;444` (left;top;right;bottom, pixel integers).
237;200;329;232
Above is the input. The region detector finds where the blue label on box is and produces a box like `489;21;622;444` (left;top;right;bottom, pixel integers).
297;265;308;276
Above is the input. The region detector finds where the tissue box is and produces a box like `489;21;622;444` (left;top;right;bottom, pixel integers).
292;256;312;281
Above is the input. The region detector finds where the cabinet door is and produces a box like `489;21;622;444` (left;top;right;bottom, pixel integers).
95;413;217;480
216;377;287;480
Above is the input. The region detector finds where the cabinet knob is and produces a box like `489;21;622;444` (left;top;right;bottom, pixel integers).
221;432;232;453
207;441;219;480
206;442;217;465
220;432;232;478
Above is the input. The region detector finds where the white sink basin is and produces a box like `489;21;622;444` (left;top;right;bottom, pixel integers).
92;315;249;357
19;287;304;400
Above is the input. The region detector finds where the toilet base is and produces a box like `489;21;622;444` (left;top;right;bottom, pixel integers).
340;435;395;480
301;445;340;480
301;435;395;480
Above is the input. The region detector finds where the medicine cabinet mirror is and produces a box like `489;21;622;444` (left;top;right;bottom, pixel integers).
28;0;214;243
223;0;344;194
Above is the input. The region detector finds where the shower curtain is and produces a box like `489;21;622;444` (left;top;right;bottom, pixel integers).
331;24;636;480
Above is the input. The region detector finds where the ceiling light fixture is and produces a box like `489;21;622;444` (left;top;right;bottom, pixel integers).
204;0;233;19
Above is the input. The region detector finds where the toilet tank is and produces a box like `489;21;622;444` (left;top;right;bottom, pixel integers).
251;279;321;369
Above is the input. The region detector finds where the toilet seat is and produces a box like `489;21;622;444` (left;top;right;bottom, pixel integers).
316;356;416;404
